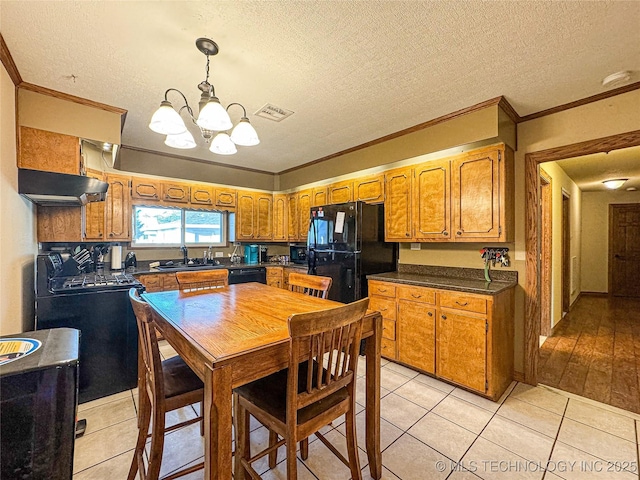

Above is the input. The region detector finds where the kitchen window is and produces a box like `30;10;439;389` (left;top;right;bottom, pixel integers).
132;205;227;247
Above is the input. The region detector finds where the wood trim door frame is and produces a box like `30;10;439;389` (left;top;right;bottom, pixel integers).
539;170;552;337
609;203;640;297
561;190;571;315
524;129;640;385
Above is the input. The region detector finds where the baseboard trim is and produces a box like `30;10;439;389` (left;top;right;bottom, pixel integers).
513;371;525;383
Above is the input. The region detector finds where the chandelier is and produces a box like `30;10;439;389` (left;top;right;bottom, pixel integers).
148;38;259;155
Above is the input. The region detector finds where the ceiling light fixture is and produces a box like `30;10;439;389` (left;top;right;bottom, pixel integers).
149;38;259;155
601;70;632;88
602;178;628;190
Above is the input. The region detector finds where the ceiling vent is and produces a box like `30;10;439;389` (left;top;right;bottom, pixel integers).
255;104;294;122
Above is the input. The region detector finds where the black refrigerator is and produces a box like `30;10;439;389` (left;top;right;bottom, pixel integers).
307;202;397;303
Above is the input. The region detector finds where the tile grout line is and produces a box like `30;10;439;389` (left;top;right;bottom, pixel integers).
540;394;569;480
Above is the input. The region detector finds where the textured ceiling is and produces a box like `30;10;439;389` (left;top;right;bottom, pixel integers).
555;146;640;192
1;1;639;173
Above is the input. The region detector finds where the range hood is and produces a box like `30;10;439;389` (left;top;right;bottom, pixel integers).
18;168;108;206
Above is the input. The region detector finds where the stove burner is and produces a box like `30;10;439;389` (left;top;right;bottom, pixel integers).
50;273;141;292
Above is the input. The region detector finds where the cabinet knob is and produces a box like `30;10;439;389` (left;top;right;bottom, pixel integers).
441;314;447;320
427;312;433;317
99;233;103;237
109;233;114;237
457;231;462;235
405;232;410;237
443;231;448;236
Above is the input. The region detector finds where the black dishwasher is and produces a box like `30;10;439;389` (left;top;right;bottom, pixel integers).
228;267;267;284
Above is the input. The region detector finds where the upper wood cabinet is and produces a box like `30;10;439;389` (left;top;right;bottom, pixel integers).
37;207;83;242
19;126;81;174
287;193;299;242
236;191;272;241
190;184;215;206
384;167;412;241
161;181;190;204
328;180;353;205
215;188;237;208
83;169;105;240
354;174;385;204
311;187;327;207
451;145;513;242
273;194;288;241
105;174;131;240
413;159;450;241
131;177;161;202
297;190;312;241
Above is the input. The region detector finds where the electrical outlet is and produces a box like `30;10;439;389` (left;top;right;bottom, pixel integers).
410;243;421;250
233;242;241;246
215;251;223;258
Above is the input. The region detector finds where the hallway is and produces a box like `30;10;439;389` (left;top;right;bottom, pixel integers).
539;294;640;414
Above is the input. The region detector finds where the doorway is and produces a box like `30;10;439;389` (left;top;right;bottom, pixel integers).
609;203;640;297
524;129;640;385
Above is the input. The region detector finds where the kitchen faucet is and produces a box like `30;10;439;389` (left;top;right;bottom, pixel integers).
180;245;188;264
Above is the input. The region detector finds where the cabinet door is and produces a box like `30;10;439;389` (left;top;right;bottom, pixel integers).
83;170;105;240
384;167;412;241
37;207;82;242
436;310;487;393
398;299;435;374
273;194;288;241
161;273;179;291
105;174;131;240
298;190;311;241
131;178;161;202
354;174;385;204
215;188;237;208
190;184;215;206
413;160;450;241
236;191;256;240
255;193;273;240
328;180;353;204
136;274;161;293
451;148;501;241
287;193;299;242
311;187;327;207
162;182;190;204
19;126;80;174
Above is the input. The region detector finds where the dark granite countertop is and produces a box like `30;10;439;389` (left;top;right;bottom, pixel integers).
367;265;517;295
128;261;307;276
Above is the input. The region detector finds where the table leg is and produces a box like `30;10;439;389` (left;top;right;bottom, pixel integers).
204;364;233;480
365;314;382;480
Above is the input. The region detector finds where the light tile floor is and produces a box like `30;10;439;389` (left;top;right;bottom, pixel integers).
73;342;640;480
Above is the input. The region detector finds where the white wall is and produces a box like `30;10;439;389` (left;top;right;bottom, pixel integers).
581;190;640;293
0;62;37;335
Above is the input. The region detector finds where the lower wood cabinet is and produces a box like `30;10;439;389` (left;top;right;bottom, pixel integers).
135;272;178;293
266;267;283;288
368;279;514;400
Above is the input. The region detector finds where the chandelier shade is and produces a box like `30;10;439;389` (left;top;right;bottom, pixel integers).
148;38;259;156
210;132;237;155
149;101;187;135
602;179;628;190
165;130;197;149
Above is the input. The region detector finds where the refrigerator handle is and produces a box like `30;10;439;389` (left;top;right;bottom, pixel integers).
345;268;354;289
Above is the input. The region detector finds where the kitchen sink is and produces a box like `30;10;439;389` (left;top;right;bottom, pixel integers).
156;263;223;271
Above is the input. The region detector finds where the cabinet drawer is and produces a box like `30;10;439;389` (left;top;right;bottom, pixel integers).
396;285;436;304
382;319;396;340
368;281;396;298
439;291;487;315
381;338;397;359
161;274;179;291
266;267;283;277
369;296;396;321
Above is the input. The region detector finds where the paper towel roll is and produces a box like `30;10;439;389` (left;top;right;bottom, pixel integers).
111;245;123;270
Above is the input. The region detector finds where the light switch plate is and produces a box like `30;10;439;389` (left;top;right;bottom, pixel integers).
215;251;223;257
410;243;421;250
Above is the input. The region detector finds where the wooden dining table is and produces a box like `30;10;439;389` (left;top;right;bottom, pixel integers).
141;282;382;480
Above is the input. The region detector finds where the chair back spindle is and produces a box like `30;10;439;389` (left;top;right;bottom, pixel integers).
288;272;332;299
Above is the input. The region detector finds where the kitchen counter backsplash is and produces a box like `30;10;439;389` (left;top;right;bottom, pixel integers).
397;264;517;282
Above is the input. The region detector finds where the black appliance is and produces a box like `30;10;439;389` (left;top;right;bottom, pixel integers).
35;252;142;404
308;202;397;303
229;267;267;284
124;251;137;268
290;245;307;264
18;168;108;206
1;328;79;480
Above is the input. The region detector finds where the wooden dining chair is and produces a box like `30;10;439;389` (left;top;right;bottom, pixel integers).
288;272;332;299
234;297;369;480
175;269;229;291
127;288;205;480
